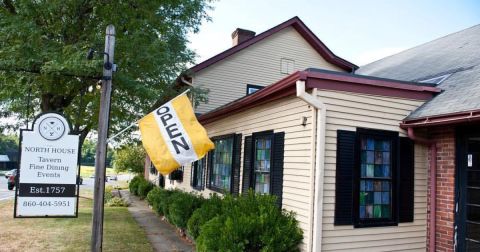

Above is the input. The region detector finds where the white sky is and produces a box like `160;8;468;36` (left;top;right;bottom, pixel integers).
188;0;480;66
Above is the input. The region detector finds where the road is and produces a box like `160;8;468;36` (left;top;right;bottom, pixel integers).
0;175;14;201
0;174;133;201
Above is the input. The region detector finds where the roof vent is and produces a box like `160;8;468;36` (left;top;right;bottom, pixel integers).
231;28;256;46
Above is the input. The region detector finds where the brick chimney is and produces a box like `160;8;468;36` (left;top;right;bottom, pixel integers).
231;28;256;46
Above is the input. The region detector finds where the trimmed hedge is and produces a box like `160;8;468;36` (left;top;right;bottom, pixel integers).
144;187;303;251
128;175;153;199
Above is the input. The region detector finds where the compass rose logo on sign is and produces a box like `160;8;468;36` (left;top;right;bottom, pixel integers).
39;116;66;141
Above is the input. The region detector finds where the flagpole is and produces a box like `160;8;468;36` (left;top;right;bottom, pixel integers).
106;88;191;143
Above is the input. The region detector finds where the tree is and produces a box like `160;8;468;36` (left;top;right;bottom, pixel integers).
0;133;18;154
81;139;115;167
113;144;145;174
0;0;212;146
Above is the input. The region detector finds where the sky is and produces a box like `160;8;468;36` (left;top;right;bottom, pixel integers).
188;0;480;66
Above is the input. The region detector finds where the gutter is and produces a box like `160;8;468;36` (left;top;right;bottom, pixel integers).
406;127;437;252
296;80;326;252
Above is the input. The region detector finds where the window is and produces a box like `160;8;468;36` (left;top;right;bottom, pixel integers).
149;162;158;175
419;73;451;85
246;84;264;95
355;129;397;227
191;158;206;190
280;58;295;74
334;128;416;227
358;136;392;221
242;131;285;207
209;136;234;192
253;135;272;194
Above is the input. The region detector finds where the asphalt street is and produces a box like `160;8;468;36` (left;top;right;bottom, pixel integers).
0;173;133;201
0;175;14;201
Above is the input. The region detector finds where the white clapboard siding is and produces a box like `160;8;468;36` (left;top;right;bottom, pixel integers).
193;26;345;114
318;89;428;251
171;96;315;251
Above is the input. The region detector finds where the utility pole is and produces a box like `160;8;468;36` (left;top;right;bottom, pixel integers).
91;25;115;252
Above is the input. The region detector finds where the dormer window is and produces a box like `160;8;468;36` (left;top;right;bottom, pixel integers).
419;73;452;85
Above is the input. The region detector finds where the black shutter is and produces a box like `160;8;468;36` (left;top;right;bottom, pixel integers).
399;137;414;222
272;132;285;208
206;151;213;189
190;162;195;187
201;157;206;190
242;136;253;194
231;134;242;196
335;130;356;225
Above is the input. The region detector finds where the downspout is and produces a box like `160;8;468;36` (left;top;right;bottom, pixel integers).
407;127;437;252
296;80;326;252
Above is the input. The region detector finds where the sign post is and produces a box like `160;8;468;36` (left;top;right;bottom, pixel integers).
14;112;80;217
91;25;115;252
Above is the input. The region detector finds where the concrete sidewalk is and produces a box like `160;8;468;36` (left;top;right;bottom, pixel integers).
121;190;194;252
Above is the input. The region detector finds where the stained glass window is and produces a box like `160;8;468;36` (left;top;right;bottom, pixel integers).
210;137;233;191
254;136;272;194
359;137;392;219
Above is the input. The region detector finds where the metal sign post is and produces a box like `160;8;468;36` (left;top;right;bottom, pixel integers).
91;25;115;252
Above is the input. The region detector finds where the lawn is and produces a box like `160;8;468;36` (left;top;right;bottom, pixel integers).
0;198;152;252
79;165;116;178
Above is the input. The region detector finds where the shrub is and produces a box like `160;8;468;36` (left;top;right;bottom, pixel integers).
104;185;115;203
146;187;175;217
195;191;303;252
168;191;205;229
137;179;154;199
128;175;143;195
106;196;129;207
187;193;223;239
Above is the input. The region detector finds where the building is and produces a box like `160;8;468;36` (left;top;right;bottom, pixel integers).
145;17;480;251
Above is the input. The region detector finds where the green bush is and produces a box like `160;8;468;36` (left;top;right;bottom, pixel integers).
187;193;223;239
195;191;303;252
106;197;129;207
137;179;154;199
168;191;205;229
146;187;175;217
128;175;143;195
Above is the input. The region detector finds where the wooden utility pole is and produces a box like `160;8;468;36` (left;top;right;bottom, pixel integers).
91;25;115;252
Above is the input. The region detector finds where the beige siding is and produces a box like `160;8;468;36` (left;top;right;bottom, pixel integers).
170;96;316;251
168;88;429;251
317;90;428;251
193;26;345;114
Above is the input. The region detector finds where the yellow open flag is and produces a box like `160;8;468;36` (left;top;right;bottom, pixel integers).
138;94;214;175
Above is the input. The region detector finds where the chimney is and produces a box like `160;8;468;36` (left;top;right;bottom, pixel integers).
231;28;256;46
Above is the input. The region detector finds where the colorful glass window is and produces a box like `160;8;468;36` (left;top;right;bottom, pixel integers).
359;137;392;219
210;137;233;191
254;136;272;194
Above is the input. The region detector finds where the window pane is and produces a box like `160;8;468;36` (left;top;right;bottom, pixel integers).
254;136;272;194
359;136;392;221
210;137;233;191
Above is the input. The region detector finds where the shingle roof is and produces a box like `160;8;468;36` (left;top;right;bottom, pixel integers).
357;24;480;120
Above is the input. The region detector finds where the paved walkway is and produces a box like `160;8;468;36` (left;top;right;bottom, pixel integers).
120;190;194;252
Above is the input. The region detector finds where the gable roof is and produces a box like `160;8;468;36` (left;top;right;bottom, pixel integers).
190;16;358;73
357;24;480;121
199;69;440;125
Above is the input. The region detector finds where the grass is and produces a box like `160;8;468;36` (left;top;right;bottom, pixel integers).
79;165;116;178
0;198;152;252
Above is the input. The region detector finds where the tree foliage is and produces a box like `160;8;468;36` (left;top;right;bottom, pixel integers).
113;144;145;174
81;139;113;167
0;0;212;144
0;133;18;154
